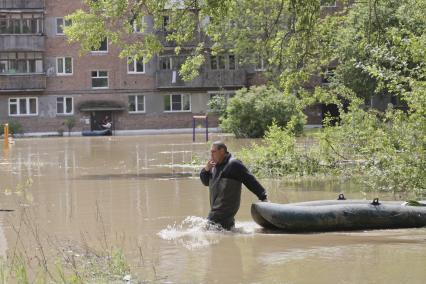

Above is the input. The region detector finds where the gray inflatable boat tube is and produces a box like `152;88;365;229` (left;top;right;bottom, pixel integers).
251;200;426;232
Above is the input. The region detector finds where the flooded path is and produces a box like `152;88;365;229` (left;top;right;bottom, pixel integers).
0;135;425;283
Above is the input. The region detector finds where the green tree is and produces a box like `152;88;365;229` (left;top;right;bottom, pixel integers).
64;0;324;87
64;117;76;136
220;85;306;138
317;0;426;106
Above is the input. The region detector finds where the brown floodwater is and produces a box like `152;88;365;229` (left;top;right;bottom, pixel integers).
0;134;425;283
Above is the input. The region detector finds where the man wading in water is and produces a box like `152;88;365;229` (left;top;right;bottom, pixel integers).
200;141;268;230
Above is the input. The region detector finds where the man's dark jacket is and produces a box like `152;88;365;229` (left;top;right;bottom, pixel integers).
200;153;267;229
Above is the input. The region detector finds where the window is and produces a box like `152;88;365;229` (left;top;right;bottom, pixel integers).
91;70;108;88
320;0;337;7
162;15;170;31
56;17;71;35
132;16;145;33
159;57;172;70
56;97;73;115
22;14;43;34
91;38;108;53
255;58;266;71
211;55;225;69
208;91;235;101
322;68;336;85
128;57;145;73
0;13;43;34
56;57;73;75
208;91;235;110
228;54;236;70
211;55;232;70
164;94;191;112
128;95;145;113
0;52;43;74
0;16;7;33
9;97;38;116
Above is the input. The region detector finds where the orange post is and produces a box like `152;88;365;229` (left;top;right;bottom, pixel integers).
3;123;8;148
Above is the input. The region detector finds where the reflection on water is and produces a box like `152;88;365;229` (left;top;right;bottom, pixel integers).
0;135;425;283
75;172;194;180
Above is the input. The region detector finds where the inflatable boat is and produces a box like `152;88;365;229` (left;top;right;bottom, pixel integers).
82;129;111;136
251;197;426;232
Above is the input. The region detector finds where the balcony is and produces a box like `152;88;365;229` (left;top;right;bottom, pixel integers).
0;35;44;51
156;69;247;89
0;0;44;9
0;73;46;91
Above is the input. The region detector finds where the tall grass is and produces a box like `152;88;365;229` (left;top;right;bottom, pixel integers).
0;179;159;283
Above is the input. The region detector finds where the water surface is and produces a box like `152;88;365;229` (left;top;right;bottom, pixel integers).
0;135;425;283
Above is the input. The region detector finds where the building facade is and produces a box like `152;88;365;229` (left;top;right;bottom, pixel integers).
0;0;327;135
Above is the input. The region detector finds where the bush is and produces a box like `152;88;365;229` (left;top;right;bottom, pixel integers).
239;122;323;178
319;101;426;196
0;120;23;135
220;85;306;138
64;117;76;136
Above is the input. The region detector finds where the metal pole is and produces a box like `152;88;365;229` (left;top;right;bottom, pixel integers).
3;123;9;148
192;117;196;142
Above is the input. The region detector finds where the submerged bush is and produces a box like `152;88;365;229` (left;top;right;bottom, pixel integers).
239;122;323;178
239;97;425;196
220;85;306;138
0;120;23;135
320;101;425;196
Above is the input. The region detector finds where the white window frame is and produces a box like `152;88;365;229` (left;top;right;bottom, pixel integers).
162;15;170;31
8;97;38;116
90;38;108;53
207;91;235;111
56;57;73;76
320;0;337;7
56;96;74;115
56;17;71;35
133;16;145;33
208;91;235;100
91;70;109;89
159;56;173;70
127;57;145;74
164;94;191;112
128;95;146;113
255;58;266;71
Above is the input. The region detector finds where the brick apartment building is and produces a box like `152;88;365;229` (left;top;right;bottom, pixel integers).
0;0;332;135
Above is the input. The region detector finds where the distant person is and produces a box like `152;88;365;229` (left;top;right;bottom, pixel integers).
200;141;268;230
101;115;112;129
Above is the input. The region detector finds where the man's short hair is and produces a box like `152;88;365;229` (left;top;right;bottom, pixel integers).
212;141;228;153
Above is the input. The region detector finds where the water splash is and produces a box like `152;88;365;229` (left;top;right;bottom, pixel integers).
158;216;226;250
158;217;260;250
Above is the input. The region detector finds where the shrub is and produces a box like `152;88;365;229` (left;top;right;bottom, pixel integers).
220;85;306;138
239;122;323;178
319;101;426;196
0;121;23;135
64;117;76;136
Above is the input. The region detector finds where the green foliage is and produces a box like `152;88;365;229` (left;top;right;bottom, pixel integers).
316;0;426;105
64;117;76;136
319;102;425;195
0;121;23;135
207;94;227;117
220;85;306;138
108;249;131;277
239;122;323;178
